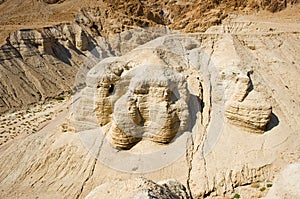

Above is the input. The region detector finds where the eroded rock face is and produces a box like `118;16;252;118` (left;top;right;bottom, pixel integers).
75;0;297;38
68;40;203;149
0;23;97;114
0;23;167;114
106;65;189;149
84;58;193;149
1;22;300;199
225;74;272;133
225;101;272;133
85;177;190;199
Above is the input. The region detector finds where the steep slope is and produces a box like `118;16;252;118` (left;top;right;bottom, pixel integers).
0;0;298;114
0;1;299;199
0;23;104;114
0;24;167;114
0;16;299;198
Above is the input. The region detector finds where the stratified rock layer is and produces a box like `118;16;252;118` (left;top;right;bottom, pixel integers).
0;17;299;199
70;48;196;149
0;24;95;113
0;25;167;114
225;100;272;133
225;74;272;133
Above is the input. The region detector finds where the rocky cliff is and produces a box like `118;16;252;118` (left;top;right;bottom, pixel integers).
0;23;167;114
0;0;298;113
0;23;101;114
0;1;299;199
0;16;299;198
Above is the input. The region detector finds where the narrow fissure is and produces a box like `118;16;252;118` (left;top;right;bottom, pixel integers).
75;133;106;199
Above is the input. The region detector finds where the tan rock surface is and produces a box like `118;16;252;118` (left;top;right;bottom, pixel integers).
0;1;298;114
94;63;190;149
0;4;299;199
0;25;167;114
0;24;95;114
225;75;272;133
85;177;189;199
264;163;300;199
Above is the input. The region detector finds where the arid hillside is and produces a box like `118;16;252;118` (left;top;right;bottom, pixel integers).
0;16;299;198
0;1;300;199
0;0;298;114
0;0;299;44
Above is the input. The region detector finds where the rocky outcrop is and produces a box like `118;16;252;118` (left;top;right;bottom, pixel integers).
107;65;189;149
74;0;299;38
69;45;199;149
0;16;299;199
0;24;167;114
85;178;189;199
0;23;98;114
0;0;298;114
225;74;272;133
225;101;272;133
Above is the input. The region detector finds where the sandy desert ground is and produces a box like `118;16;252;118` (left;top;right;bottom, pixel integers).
0;1;299;199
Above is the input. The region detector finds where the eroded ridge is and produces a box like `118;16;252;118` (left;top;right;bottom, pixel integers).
66;38;204;149
225;74;272;133
94;63;192;149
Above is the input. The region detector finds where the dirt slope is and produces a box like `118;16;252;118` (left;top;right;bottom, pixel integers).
0;1;298;114
0;1;299;199
0;11;299;198
0;0;298;44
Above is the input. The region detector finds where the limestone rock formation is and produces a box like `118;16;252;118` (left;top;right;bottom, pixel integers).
225;101;272;133
0;24;167;114
0;9;300;199
69;46;199;149
0;24;95;114
75;0;298;37
0;0;298;114
225;74;272;133
107;64;189;149
0;24;92;113
85;177;189;199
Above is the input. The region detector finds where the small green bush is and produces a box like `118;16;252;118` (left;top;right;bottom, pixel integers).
232;193;240;198
266;183;272;188
260;187;266;192
55;96;65;101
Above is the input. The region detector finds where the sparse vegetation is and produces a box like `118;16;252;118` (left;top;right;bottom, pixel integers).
55;96;65;101
232;193;240;198
266;183;272;188
0;97;67;145
260;187;266;192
